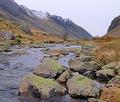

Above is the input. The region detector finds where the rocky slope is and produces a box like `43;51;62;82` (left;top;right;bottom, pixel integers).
0;0;93;39
107;15;120;37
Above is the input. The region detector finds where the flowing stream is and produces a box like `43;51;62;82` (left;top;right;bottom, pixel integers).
0;44;88;102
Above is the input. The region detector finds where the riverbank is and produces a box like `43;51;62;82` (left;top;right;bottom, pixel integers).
1;37;120;102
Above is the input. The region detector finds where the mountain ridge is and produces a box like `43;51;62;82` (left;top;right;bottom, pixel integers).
0;0;93;39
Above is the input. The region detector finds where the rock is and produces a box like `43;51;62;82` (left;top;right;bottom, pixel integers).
33;59;65;79
76;54;93;62
0;31;16;40
57;69;72;83
114;62;120;75
83;71;96;79
100;86;120;102
46;49;69;58
108;15;120;32
96;69;115;82
19;74;67;99
66;74;99;98
108;76;120;86
69;59;100;73
102;62;118;69
88;98;105;102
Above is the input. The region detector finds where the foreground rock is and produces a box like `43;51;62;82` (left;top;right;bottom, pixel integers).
33;59;65;79
67;74;99;98
96;69;115;82
69;59;100;73
57;69;72;83
100;86;120;102
19;74;67;99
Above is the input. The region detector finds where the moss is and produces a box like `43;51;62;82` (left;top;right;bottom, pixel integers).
75;76;91;86
27;74;56;88
44;59;64;73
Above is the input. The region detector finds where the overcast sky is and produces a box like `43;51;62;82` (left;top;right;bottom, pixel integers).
14;0;120;36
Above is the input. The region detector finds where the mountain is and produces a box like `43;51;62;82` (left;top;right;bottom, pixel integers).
0;0;93;39
106;15;120;37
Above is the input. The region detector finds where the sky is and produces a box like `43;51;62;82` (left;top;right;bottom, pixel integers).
14;0;120;36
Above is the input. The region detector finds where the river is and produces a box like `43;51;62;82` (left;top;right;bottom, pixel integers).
0;44;88;102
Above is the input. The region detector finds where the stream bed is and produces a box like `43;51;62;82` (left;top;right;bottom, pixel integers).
0;44;103;102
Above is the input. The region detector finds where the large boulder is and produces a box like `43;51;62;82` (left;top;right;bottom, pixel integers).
66;74;99;98
100;86;120;102
33;59;65;79
69;59;100;73
57;69;72;83
96;69;115;82
19;74;67;99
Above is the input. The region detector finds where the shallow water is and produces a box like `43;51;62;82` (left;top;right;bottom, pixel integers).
0;44;88;102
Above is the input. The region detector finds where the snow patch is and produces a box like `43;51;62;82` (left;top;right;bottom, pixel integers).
31;10;49;19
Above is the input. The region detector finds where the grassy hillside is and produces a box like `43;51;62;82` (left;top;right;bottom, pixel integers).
0;18;64;44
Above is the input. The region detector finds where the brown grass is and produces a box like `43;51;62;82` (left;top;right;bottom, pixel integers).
93;37;120;65
0;18;64;44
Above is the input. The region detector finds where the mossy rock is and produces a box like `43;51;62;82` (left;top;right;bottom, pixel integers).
69;59;100;73
67;74;99;98
19;74;66;99
33;59;65;79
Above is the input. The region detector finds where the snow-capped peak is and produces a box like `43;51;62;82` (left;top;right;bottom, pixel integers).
31;10;50;19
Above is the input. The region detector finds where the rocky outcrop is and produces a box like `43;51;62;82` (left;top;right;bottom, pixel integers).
33;59;65;79
106;15;120;37
19;74;67;99
108;15;120;33
66;74;99;98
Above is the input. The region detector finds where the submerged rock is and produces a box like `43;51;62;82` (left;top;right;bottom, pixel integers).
69;59;100;73
66;74;99;98
33;59;65;79
19;74;67;99
100;86;120;102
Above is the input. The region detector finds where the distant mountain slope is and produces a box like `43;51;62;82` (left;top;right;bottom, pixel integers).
0;0;93;39
108;16;120;33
